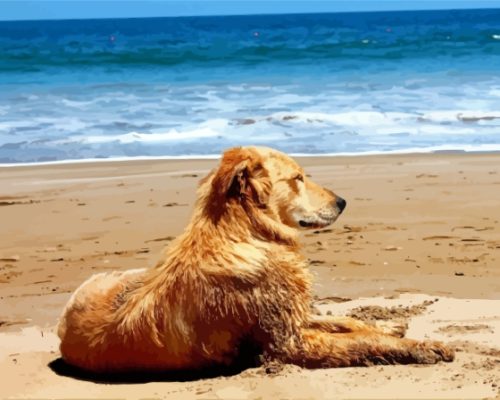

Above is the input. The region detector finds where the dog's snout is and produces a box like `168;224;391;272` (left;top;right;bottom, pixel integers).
336;197;347;213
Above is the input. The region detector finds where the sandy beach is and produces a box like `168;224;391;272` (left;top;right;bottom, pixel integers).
1;152;499;399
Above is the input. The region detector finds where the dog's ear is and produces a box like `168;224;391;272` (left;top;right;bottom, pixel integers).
211;147;271;206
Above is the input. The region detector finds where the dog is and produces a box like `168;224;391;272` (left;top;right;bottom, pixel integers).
58;146;454;373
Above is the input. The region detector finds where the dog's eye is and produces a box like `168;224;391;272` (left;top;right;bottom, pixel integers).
294;174;304;182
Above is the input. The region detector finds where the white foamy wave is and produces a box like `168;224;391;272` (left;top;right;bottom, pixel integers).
65;119;229;145
420;111;500;123
81;128;217;144
55;117;291;147
261;93;315;108
272;110;500;126
242;110;499;137
270;111;413;126
0;116;89;136
0;120;29;132
59;98;99;108
489;89;500;97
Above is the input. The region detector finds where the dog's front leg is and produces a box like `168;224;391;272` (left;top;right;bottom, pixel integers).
307;316;377;334
307;316;406;338
279;328;454;368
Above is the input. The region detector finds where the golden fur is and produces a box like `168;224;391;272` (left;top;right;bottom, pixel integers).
58;146;454;373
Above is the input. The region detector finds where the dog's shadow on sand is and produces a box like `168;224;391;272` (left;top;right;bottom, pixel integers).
48;357;253;384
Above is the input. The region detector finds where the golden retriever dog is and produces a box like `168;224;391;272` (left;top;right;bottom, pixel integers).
58;146;454;373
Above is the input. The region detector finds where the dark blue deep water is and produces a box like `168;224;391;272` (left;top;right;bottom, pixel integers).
1;9;500;163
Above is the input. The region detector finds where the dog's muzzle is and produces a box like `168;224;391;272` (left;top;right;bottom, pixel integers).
296;196;346;229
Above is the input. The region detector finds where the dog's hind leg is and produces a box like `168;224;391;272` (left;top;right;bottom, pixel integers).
280;329;454;368
308;317;407;338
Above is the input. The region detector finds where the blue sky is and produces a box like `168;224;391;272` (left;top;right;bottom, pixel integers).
1;0;500;21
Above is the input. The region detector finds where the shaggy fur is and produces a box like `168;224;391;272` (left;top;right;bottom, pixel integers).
58;146;454;373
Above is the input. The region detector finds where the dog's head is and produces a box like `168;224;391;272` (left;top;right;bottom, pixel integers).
202;146;346;231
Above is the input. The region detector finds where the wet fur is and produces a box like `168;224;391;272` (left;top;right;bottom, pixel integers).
58;146;454;373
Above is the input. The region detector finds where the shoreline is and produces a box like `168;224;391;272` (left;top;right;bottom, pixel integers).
2;144;500;168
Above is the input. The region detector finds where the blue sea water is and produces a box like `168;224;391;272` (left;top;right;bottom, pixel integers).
1;9;500;163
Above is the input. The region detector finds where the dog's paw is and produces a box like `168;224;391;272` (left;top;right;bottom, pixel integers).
428;341;455;362
410;341;455;364
375;319;407;338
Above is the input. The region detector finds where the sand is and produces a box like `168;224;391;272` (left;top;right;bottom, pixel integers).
0;152;499;399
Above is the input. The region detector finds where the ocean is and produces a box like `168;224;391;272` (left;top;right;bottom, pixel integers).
1;8;500;164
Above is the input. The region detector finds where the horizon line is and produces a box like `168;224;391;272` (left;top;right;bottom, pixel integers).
1;6;499;23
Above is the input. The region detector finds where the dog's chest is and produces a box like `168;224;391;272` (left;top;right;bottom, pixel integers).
260;255;312;317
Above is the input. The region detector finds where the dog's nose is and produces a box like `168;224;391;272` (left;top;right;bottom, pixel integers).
336;197;347;212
